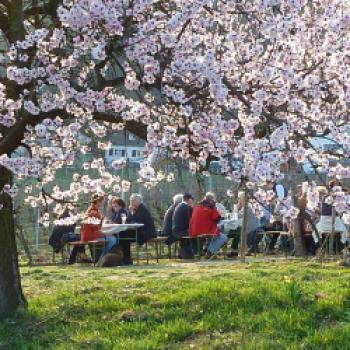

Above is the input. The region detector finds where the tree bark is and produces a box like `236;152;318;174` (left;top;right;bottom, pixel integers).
287;160;307;256
240;187;248;262
0;166;26;319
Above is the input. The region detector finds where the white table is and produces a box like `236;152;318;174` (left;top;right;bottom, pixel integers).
75;223;144;264
100;223;144;236
75;223;144;235
218;218;242;234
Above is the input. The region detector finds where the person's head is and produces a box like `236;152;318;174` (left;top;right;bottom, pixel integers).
130;193;143;211
173;193;183;205
183;193;194;206
203;192;216;203
111;197;126;211
91;193;105;208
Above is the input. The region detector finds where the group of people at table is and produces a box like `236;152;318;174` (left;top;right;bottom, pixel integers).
49;178;350;265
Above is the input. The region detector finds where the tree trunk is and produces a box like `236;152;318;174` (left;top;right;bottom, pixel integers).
240;188;248;262
287;160;307;256
0;166;26;319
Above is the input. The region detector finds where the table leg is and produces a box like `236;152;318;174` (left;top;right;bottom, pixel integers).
136;229;139;265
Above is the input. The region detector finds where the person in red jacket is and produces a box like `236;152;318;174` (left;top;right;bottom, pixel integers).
81;194;117;261
189;192;228;259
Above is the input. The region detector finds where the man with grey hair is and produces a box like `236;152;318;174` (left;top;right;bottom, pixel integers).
166;193;195;259
161;194;183;237
118;193;156;265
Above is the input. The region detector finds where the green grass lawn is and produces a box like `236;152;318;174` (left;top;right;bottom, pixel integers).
1;260;350;350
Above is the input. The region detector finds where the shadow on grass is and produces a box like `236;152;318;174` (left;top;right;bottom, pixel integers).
2;262;350;349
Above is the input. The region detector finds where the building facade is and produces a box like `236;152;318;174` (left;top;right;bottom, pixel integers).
104;131;146;167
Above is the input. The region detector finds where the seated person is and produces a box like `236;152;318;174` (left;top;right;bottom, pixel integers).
118;193;156;265
106;197;129;224
50;206;90;264
169;193;196;259
189;192;228;259
161;193;183;237
49;206;77;254
81;194;117;260
266;181;289;253
314;180;347;251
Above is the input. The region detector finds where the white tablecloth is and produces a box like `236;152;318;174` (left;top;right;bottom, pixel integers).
218;218;242;234
75;223;144;236
102;223;144;235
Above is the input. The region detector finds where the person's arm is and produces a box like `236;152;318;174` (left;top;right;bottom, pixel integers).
212;208;221;223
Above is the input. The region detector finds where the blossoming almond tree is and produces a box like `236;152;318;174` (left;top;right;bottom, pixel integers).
2;0;350;317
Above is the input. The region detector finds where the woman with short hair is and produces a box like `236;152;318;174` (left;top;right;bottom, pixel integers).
189;192;228;259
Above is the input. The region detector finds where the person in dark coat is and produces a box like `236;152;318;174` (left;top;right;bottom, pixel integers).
118;193;156;265
49;207;77;253
161;194;183;237
49;206;88;264
168;193;195;259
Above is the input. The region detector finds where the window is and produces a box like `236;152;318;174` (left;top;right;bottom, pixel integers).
108;148;113;156
114;149;126;157
131;150;142;158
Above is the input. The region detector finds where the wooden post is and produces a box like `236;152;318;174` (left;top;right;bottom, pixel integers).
240;188;248;262
288;159;307;256
330;206;336;255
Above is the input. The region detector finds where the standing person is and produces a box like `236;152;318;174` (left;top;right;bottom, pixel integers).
266;180;289;254
189;192;228;259
106;197;129;224
118;194;157;265
161;194;183;237
170;193;195;259
81;194;117;259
